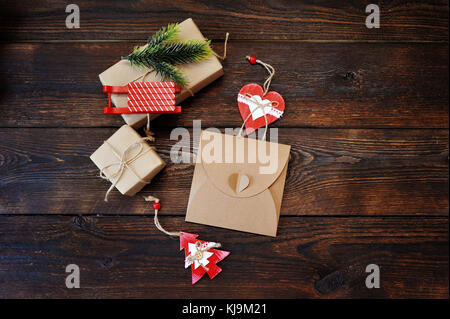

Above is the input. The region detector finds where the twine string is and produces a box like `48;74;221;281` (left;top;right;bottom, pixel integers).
144;114;156;138
143;196;222;272
146;114;151;132
245;56;275;96
212;32;229;60
143;195;180;237
100;137;154;202
130;69;154;83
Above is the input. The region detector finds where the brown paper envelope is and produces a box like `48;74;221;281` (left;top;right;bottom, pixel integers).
185;130;290;237
99;18;224;128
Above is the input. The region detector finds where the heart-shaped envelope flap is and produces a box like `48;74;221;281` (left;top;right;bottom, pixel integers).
198;130;290;198
236;174;250;193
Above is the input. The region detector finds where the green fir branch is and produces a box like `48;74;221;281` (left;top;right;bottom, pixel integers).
122;23;213;87
146;40;213;65
152;61;187;87
147;23;179;47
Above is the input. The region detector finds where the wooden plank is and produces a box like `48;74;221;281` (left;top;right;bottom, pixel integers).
0;215;447;298
0;0;448;41
0;128;447;216
0;42;448;128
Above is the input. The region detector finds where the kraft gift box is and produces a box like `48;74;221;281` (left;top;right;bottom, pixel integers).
185;130;291;237
90;125;165;197
99;18;224;128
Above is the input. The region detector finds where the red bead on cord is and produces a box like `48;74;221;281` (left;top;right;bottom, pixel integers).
248;56;257;64
153;202;161;210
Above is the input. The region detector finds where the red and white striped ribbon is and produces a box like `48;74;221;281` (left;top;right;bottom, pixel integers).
128;96;176;105
128;86;177;94
128;93;176;103
125;82;178;113
128;82;177;89
128;100;176;112
128;86;175;103
128;91;176;100
128;90;176;101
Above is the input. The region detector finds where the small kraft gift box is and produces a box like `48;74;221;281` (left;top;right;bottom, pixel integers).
90;125;165;201
99;18;224;128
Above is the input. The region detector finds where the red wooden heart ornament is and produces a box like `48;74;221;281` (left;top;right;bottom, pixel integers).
237;83;285;134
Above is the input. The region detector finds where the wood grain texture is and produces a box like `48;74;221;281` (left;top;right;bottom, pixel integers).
0;0;448;299
0;215;447;298
0;128;447;216
0;0;448;41
0;42;448;128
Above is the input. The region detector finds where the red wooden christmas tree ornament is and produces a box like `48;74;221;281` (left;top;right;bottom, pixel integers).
180;232;230;285
144;196;230;285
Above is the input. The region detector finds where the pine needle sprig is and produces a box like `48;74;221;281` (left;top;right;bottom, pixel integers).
122;23;213;87
147;23;179;47
147;40;213;65
152;62;187;87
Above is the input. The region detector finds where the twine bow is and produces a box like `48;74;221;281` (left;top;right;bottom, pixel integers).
100;137;154;202
237;93;279;141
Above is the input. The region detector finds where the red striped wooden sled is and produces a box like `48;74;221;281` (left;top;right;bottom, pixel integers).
103;82;182;114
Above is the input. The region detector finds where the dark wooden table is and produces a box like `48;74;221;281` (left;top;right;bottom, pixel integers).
0;1;448;298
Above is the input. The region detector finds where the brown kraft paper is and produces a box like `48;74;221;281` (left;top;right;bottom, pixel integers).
185;130;291;237
90;125;165;198
99;18;224;128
